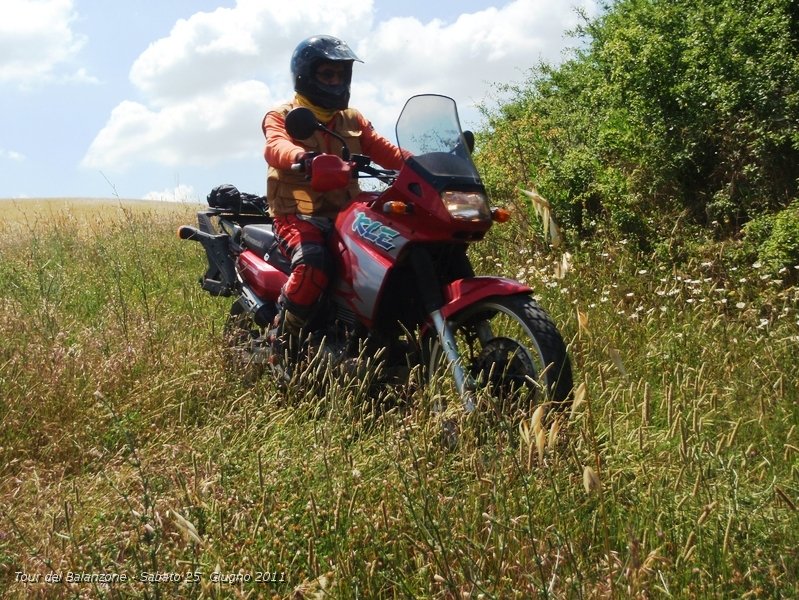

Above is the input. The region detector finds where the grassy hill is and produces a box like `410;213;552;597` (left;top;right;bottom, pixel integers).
0;199;797;598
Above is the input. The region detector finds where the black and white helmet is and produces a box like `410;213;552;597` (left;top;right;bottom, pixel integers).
290;35;362;109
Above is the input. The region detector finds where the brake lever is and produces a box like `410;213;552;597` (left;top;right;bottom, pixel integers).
356;164;398;183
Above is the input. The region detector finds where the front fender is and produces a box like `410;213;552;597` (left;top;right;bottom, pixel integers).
441;277;532;320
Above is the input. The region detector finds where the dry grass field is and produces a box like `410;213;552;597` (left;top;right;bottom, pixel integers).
0;198;200;235
0;198;797;598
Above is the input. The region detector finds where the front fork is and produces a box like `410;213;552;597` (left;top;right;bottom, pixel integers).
410;247;479;412
429;309;477;412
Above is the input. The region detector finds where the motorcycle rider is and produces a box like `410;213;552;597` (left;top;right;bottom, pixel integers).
262;35;407;352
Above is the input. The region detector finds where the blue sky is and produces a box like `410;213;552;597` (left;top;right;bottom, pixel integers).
0;0;597;201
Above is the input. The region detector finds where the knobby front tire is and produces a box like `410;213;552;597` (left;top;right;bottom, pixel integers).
427;293;573;414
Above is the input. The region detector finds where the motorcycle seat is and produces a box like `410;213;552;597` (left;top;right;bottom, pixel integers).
242;224;274;256
242;224;291;274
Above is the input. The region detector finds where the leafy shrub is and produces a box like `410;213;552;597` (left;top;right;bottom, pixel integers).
476;0;799;245
757;201;799;276
742;212;775;259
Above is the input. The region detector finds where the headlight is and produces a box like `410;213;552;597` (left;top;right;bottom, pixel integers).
442;191;491;222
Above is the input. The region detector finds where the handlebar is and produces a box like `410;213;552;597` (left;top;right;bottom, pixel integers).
291;153;399;188
357;163;398;185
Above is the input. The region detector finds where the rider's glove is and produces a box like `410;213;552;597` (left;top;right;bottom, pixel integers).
294;151;319;173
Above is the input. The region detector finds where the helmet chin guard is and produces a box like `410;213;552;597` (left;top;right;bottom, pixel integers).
291;35;362;109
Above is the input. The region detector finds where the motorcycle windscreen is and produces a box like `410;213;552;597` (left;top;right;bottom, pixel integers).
395;94;481;186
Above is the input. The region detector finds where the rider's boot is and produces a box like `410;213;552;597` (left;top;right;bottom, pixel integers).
268;305;307;365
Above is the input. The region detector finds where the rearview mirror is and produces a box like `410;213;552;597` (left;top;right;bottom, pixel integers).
463;130;475;154
285;107;320;140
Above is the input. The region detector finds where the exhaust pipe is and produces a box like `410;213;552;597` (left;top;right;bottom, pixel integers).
238;284;276;328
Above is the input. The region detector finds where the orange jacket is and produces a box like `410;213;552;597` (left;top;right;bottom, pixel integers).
263;102;406;217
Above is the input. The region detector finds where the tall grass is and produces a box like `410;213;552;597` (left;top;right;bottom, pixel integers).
0;200;796;598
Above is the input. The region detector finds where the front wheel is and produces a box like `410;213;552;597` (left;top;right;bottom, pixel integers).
427;294;573;414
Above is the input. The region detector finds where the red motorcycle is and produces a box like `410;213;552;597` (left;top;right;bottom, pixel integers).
180;94;572;412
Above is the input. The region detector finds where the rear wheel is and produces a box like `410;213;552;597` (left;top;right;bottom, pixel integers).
427;294;573;415
223;301;269;383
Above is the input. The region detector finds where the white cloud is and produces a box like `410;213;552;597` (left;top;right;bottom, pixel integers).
84;0;375;171
143;184;197;203
0;148;26;161
130;0;373;105
83;0;596;172
0;0;94;87
354;0;597;128
82;81;272;170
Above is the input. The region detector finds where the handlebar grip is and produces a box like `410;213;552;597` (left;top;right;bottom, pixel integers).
178;225;220;243
177;225;199;240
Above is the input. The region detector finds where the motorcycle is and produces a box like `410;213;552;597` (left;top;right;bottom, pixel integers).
179;94;573;413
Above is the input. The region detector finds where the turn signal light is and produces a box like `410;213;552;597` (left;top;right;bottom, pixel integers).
491;207;511;223
382;201;412;215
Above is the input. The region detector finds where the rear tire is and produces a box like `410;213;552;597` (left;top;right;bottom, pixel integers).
427;294;573;414
223;301;269;383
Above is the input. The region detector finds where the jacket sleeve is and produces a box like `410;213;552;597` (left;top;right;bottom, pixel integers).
354;112;410;170
262;110;305;169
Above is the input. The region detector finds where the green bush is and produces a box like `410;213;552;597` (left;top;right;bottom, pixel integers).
476;0;799;244
758;201;799;276
742;212;774;255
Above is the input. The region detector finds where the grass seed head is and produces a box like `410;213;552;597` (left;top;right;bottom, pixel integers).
548;417;562;451
531;404;546;434
536;427;547;464
583;466;601;494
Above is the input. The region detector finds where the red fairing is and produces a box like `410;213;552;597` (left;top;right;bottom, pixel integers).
237;250;288;300
441;277;532;319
